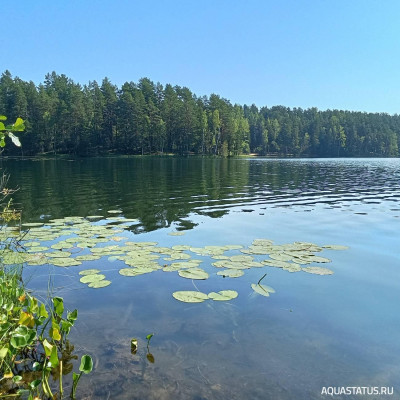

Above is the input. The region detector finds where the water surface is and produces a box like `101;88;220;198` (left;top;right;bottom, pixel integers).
4;157;400;400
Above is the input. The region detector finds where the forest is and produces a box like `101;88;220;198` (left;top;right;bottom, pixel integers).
0;70;399;157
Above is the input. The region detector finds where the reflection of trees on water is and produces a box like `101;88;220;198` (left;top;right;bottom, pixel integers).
6;157;399;232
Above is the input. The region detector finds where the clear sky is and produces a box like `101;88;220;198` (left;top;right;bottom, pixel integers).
3;0;400;114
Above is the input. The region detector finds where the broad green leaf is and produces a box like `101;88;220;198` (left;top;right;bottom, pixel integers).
0;115;6;120
216;269;244;278
88;280;111;288
208;290;238;301
172;290;209;303
67;309;78;321
251;283;276;297
79;354;93;373
79;269;101;275
53;297;64;316
178;268;209;280
80;274;105;283
302;266;334;275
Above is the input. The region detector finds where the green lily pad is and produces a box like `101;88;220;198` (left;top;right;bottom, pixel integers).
251;283;276;297
171;245;191;251
172;291;209;303
168;231;185;236
21;222;44;227
23;241;41;247
88;280;111;288
216;269;244;278
80;274;106;283
51;258;82;267
27;246;49;252
119;267;154;276
282;264;302;272
107;210;122;214
230;255;253;262
178;268;209;280
1;251;26;265
46;251;72;258
79;269;101;276
86;215;104;219
224;245;243;250
269;253;293;262
208;290;238;301
302;266;334;275
75;254;101;261
323;244;349;250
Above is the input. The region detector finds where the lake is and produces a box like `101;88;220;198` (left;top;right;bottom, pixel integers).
4;156;400;400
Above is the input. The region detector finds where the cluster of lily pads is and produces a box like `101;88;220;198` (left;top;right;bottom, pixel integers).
0;213;348;303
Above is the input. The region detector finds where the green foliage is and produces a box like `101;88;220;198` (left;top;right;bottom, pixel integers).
0;115;24;148
0;119;92;397
0;265;92;398
2;70;398;157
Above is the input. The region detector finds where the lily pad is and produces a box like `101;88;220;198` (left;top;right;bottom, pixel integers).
75;254;101;261
119;267;154;276
216;269;244;278
79;269;101;276
269;253;293;262
178;268;209;280
323;244;349;250
88;280;111;288
251;283;276;297
21;222;44;227
80;274;106;283
107;210;122;214
168;231;185;236
51;258;82;267
46;251;72;258
172;291;209;303
302;266;334;275
208;290;238;301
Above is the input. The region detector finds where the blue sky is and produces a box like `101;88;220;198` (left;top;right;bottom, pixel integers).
3;0;400;114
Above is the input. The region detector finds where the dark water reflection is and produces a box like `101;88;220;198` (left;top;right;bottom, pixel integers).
3;157;400;399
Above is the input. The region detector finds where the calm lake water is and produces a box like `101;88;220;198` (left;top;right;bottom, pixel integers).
3;156;400;400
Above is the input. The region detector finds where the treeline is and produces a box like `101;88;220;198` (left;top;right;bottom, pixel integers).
0;70;399;157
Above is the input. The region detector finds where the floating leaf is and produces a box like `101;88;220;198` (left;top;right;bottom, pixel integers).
171;245;191;251
21;222;44;227
323;244;349;250
208;290;238;301
251;283;275;297
168;231;185;236
119;267;154;276
269;253;293;262
107;210;122;214
178;268;209;280
172;291;209;303
46;251;72;258
302;266;334;275
88;280;111;288
75;254;101;261
230;255;253;262
79;269;101;276
216;269;244;278
282;264;302;272
80;274;106;283
51;258;81;267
